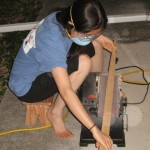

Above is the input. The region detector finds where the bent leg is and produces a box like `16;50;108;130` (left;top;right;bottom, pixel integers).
47;54;92;139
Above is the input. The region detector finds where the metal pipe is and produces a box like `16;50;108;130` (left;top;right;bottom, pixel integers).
108;13;150;23
0;13;150;33
0;22;38;33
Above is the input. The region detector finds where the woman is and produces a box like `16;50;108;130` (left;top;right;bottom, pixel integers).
9;0;116;149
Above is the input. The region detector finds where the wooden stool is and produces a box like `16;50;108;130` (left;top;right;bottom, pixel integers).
22;98;53;126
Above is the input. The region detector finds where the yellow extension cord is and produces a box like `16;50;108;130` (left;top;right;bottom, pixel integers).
0;111;70;136
0;69;150;136
121;69;150;85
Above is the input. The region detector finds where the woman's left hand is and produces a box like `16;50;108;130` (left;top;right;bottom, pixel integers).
96;35;117;53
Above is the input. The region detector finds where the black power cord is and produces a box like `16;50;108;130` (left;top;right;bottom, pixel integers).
116;66;150;105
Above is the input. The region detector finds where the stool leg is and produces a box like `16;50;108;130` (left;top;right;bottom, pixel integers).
25;105;31;126
44;105;51;126
38;105;47;126
30;105;38;125
25;105;38;126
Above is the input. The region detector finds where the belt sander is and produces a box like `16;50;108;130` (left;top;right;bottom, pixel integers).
78;72;127;147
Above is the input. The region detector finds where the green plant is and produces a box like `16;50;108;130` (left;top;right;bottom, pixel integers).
0;0;44;99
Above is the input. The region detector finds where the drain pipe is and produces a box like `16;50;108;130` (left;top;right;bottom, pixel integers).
0;13;150;33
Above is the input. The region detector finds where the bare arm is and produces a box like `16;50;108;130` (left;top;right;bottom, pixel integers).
52;67;94;129
51;67;112;150
95;35;117;52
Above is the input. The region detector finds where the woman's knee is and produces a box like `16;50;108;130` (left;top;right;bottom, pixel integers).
78;54;92;72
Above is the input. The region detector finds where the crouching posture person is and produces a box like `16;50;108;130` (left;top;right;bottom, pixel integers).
8;0;116;149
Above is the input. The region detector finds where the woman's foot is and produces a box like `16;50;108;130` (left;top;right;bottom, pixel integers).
47;108;74;139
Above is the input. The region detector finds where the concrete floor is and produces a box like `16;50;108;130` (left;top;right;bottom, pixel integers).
0;41;150;150
0;0;150;150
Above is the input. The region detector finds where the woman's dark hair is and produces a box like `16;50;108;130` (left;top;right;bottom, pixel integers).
56;0;108;33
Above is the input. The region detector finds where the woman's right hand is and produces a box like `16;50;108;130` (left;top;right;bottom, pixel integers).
91;126;113;150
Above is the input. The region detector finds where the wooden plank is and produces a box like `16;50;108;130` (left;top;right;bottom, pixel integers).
99;49;116;150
